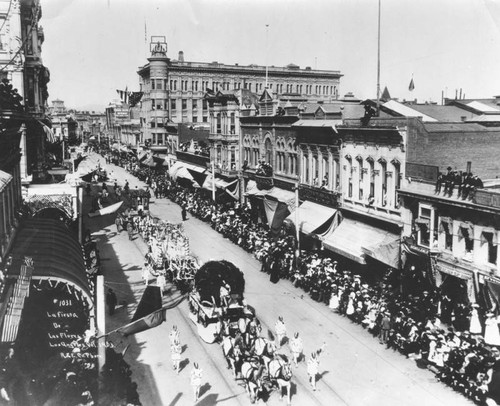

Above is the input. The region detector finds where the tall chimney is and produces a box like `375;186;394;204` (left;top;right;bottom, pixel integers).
178;51;184;62
459;88;462;99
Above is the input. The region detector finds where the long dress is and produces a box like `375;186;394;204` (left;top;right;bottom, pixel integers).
484;316;500;346
270;260;280;284
346;297;355;316
329;291;340;310
469;308;482;335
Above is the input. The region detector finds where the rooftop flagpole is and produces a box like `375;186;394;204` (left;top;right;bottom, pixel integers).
265;24;269;89
376;0;381;116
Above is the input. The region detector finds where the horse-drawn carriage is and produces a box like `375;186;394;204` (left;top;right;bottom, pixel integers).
187;260;254;344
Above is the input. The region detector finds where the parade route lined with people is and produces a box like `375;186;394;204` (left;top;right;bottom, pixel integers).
85;148;476;406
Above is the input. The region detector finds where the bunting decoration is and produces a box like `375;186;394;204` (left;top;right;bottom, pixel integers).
129;92;144;107
88;201;123;218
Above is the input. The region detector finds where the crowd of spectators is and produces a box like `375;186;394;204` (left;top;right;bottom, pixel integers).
435;167;484;200
96;144;500;405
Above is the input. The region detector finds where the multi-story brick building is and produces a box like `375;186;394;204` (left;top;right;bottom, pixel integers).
137;37;343;147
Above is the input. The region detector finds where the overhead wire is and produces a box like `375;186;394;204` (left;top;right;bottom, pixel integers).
0;0;13;34
0;0;40;73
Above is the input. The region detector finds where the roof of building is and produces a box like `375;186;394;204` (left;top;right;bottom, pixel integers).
382;100;437;121
466;100;500;113
467;114;500;122
408;104;478;122
445;98;500;114
422;122;491;132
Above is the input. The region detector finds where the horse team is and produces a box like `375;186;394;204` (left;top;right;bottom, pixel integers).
220;314;293;404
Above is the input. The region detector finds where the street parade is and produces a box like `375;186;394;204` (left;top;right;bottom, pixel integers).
3;2;500;405
75;142;500;405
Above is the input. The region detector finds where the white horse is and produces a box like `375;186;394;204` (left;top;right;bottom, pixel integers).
253;337;276;373
240;357;265;404
268;354;293;405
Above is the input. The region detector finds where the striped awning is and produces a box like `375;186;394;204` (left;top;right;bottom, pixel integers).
1;258;33;343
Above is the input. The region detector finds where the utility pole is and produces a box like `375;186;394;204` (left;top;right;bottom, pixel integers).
212;161;216;201
376;0;381;116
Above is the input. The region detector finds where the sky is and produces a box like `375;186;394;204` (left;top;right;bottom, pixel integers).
40;0;500;111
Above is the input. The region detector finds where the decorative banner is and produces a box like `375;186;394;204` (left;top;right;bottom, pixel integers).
88;201;123;217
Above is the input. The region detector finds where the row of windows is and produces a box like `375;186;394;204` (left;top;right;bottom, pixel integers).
345;156;401;208
416;206;498;266
213;112;236;134
164;78;337;96
302;154;340;191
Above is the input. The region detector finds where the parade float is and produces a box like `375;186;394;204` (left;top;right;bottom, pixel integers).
188;260;254;343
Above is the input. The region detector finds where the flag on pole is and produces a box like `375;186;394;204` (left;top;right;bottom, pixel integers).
88;201;123;217
408;77;415;92
117;308;165;337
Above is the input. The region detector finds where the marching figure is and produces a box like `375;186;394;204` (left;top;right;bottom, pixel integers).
289;332;303;367
170;337;182;374
275;316;287;349
307;351;320;391
190;362;203;402
169;325;180;346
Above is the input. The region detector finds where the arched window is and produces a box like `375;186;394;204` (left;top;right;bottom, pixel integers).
334;159;340;190
379;158;388;206
322;155;329;189
392;158;401;208
345;156;353;198
265;137;273;165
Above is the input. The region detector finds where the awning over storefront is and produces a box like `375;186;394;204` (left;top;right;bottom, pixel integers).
138;151;149;162
245;180;296;211
169;161;206;183
202;175;238;193
322;218;400;268
0;170;13;193
286;201;337;235
10;219;91;300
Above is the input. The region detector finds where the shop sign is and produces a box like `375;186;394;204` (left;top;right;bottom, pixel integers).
406;242;429;256
299;185;339;207
436;261;472;280
46;298;98;370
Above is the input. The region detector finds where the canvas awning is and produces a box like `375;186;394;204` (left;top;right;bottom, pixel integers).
0;170;13;193
10;218;91;299
168;161;206;183
322;218;400;268
202;174;237;191
245;180;296;211
286;201;337;235
138;151;148;162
